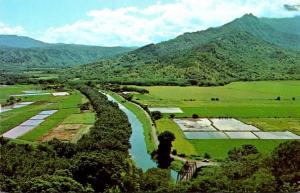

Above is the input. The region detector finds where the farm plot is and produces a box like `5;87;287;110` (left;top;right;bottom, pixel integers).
148;107;183;113
40;124;92;143
174;118;216;131
1;85;95;142
225;132;258;139
173;118;300;139
1;102;34;114
2;110;57;139
184;132;228;139
211;118;260;131
254;131;300;139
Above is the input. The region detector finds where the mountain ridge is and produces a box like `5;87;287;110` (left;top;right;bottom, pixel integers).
62;14;300;85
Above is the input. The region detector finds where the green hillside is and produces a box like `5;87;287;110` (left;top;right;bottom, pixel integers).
63;14;300;85
0;35;49;48
0;35;136;71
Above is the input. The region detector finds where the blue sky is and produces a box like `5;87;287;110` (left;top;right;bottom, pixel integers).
0;0;299;46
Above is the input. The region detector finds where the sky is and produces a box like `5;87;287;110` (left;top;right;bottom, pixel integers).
0;0;300;46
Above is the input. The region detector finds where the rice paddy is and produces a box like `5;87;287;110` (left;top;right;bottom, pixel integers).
130;81;300;159
0;85;95;142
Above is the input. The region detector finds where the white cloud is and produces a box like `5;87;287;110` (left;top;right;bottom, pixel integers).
40;0;300;46
0;22;25;35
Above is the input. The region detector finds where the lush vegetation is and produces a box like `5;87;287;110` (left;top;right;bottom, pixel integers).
173;141;300;192
0;35;135;71
0;85;142;192
63;14;300;85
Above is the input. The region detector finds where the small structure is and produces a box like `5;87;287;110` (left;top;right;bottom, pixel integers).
52;92;69;96
177;161;197;182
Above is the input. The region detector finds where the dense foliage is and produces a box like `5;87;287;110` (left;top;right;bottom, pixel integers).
156;131;175;169
0;85;142;192
63;14;300;85
0;35;135;71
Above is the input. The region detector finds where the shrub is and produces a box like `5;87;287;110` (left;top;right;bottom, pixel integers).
169;114;175;119
151;111;162;120
204;152;211;159
192;114;199;119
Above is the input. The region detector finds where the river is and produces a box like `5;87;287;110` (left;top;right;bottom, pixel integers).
104;93;177;180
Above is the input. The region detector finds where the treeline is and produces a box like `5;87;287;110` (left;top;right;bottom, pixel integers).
0;71;59;85
107;85;149;94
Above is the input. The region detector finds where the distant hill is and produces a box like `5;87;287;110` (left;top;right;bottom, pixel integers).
0;35;49;48
0;35;136;71
63;14;300;85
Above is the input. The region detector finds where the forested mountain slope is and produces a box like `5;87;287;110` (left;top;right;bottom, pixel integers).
0;35;136;71
63;14;300;85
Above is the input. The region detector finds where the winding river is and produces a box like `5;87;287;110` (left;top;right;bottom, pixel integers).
104;93;177;179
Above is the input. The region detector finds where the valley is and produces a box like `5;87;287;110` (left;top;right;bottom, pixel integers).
0;8;300;193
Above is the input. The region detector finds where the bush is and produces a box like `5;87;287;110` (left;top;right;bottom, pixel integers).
169;114;175;119
204;152;211;159
80;102;90;111
192;114;199;119
276;96;281;101
151;111;162;120
172;149;177;155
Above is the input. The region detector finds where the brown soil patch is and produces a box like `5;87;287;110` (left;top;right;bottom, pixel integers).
40;124;82;142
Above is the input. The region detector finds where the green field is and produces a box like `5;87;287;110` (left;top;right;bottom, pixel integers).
130;81;300;159
133;81;300;118
0;85;40;103
0;85;95;142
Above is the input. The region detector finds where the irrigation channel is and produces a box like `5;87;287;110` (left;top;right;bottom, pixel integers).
104;93;178;180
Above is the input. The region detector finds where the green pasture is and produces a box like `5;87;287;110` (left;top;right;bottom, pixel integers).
133;81;300;118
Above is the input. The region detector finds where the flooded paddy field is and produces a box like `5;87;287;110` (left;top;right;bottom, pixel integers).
0;85;95;142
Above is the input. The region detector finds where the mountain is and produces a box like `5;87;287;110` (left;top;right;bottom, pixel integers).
0;35;49;48
63;14;300;85
0;35;136;71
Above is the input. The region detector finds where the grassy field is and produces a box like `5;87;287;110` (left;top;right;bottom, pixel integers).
0;84;40;103
1;85;95;142
108;92;157;153
130;81;300;159
133;81;300;118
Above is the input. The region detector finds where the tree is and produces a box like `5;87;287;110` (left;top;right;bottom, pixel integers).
140;168;171;192
157;131;175;169
151;111;163;120
22;175;93;193
268;141;300;187
204;152;210;159
80;102;90;111
228;144;258;161
192;114;199;119
169;114;175;119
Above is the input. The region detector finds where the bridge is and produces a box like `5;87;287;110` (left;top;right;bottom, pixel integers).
173;155;218;182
